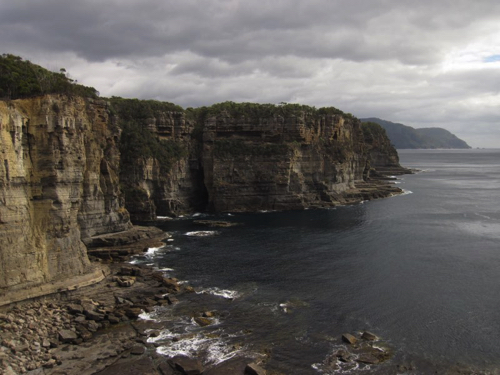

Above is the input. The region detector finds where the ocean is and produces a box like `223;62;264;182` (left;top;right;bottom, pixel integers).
134;149;500;374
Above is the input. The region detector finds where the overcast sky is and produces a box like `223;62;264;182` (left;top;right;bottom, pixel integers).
1;0;499;147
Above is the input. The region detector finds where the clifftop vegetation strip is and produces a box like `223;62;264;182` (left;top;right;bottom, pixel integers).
0;54;98;99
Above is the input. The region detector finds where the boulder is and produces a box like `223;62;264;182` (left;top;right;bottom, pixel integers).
125;308;143;319
114;276;136;287
162;278;180;292
356;354;379;365
361;331;378;341
168;356;204;375
166;296;179;305
85;310;105;321
67;304;84;315
341;333;357;345
203;358;248;375
130;345;146;355
194;317;212;327
58;329;77;343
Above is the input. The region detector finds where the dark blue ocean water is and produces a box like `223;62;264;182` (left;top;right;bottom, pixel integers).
138;149;500;374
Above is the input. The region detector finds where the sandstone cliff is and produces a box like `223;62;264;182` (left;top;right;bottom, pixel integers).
110;98;206;221
362;121;410;176
115;102;406;216
0;95;131;299
0;91;408;306
202;109;368;211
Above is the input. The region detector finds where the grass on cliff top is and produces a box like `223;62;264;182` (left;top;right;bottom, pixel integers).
0;54;98;99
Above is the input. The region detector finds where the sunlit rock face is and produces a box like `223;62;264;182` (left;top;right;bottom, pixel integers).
0;95;131;293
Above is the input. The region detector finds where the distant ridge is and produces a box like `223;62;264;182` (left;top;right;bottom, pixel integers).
361;117;471;149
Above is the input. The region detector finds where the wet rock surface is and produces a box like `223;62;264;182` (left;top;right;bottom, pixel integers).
0;262;267;375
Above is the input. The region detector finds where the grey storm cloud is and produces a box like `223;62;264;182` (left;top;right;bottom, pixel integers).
1;0;500;147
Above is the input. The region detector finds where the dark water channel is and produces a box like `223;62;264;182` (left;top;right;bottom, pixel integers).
135;149;500;374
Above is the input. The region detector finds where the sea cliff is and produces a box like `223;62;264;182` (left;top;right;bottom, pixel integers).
1;93;407;303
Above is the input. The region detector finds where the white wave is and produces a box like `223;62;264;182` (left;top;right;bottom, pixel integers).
197;287;240;300
167;238;174;242
192;212;203;217
226;213;233;216
157;216;173;220
128;258;140;264
156;331;245;365
184;231;219;237
138;310;157;321
147;329;175;343
401;189;413;195
157;267;174;272
145;246;164;257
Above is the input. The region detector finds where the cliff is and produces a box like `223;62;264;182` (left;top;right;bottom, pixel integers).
361;117;471;149
203;108;365;211
361;121;410;176
109;98;206;221
0;94;407;302
0;56;409;303
115;102;406;216
0;95;132;302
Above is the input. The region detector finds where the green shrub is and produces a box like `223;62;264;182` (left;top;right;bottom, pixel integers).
110;98;187;174
0;54;98;99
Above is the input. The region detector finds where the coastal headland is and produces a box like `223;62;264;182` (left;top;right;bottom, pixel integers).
0;56;411;374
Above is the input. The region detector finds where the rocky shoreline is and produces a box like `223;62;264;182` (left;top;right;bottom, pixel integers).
0;261;269;375
0;177;411;375
0;226;271;375
1;212;495;375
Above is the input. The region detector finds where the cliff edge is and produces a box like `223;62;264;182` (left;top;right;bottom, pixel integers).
0;95;132;304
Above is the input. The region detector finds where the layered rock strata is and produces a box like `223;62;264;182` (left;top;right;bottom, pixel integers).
202;111;369;211
0;95;131;302
0;95;407;303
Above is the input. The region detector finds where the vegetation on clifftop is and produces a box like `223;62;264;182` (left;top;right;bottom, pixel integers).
361;121;391;143
0;54;98;99
109;97;187;173
186;101;350;123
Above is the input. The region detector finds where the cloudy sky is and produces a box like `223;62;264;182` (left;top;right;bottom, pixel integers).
1;0;499;147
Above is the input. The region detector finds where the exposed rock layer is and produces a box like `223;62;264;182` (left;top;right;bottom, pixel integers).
0;95;407;301
117;105;408;216
0;95;131;298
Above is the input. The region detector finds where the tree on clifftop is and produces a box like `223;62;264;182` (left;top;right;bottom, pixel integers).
0;54;98;99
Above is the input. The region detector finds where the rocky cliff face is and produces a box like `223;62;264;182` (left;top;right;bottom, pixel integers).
0;95;131;295
362;121;409;176
202;111;370;211
116;104;407;216
0;95;406;301
110;99;206;221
